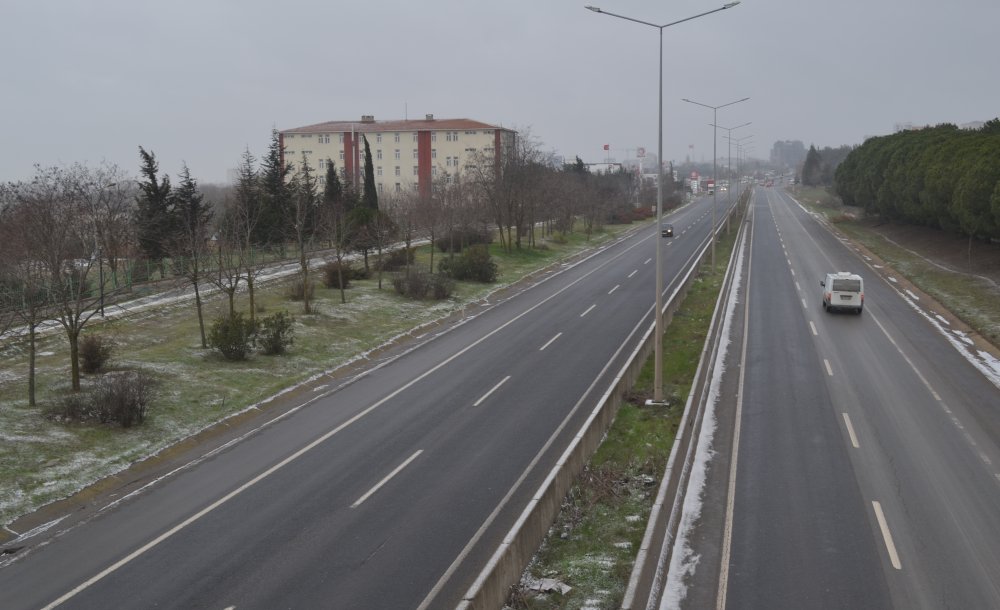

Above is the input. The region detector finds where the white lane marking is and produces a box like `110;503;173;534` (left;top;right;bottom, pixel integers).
872;501;902;570
351;450;424;508
809;321;818;336
473;375;511;407
628;270;638;278
842;413;860;448
801;298;807;309
795;281;801;291
824;359;833;376
790;268;796;277
539;333;562;351
644;258;652;265
580;304;596;318
608;284;620;295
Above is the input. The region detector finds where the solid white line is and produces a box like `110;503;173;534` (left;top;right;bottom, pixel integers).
795;281;801;291
628;270;638;278
351;450;423;508
842;412;860;448
580;304;596;318
608;284;620;295
872;501;902;570
473;375;511;407
824;359;833;376
790;268;796;276
801;298;808;309
539;333;562;351
809;321;818;336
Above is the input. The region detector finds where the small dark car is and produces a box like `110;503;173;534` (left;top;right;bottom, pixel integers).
661;223;674;237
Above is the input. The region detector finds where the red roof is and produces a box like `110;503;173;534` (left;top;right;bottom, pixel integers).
282;117;508;134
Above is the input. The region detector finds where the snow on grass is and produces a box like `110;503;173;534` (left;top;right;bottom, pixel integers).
905;289;920;301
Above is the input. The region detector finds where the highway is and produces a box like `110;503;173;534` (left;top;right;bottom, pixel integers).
679;187;1000;609
0;192;736;609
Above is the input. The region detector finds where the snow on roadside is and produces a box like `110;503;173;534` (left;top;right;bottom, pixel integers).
660;227;747;609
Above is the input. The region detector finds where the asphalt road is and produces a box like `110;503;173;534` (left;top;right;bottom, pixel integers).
0;192;738;609
687;187;1000;609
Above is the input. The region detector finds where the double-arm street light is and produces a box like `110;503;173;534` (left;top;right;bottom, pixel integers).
585;1;741;403
714;121;751;206
681;96;749;271
723;131;753;205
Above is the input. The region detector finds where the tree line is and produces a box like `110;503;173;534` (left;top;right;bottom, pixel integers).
0;127;659;415
833;119;1000;243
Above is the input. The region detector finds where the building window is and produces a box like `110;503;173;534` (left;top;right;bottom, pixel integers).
412;149;418;159
378;183;384;194
318;158;327;170
465;130;476;135
395;166;400;176
395;183;401;192
377;149;383;160
286;134;295;139
319;134;330;144
412;133;418;142
286;150;295;155
446;175;453;184
377;166;383;177
431;148;437;159
465;148;476;153
394;133;400;143
431;133;437;142
394;149;400;160
432;166;438;176
376;134;382;143
413;166;418;176
339;134;344;143
340;151;345;161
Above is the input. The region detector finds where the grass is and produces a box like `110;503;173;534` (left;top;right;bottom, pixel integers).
788;186;1000;344
511;214;739;609
0;222;639;528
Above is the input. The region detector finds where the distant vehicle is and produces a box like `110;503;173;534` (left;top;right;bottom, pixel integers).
661;223;674;237
821;272;864;314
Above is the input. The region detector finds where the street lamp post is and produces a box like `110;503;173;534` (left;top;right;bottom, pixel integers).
586;2;740;403
681;96;749;272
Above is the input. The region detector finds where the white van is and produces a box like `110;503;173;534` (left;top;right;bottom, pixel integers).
821;272;864;314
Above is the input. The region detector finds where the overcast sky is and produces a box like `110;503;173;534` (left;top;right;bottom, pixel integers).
3;0;997;185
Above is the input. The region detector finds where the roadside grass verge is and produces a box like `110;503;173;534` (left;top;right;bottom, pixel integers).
510;225;737;609
0;222;639;528
789;187;1000;344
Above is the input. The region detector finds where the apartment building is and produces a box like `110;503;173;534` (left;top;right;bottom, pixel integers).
279;114;515;198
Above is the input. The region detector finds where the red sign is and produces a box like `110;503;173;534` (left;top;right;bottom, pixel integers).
603;144;609;150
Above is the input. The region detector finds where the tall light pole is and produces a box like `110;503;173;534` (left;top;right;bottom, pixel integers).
714;121;751;208
586;1;741;403
682;96;748;271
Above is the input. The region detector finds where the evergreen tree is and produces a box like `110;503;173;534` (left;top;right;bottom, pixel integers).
257;129;293;248
135;147;173;270
170;164;214;347
801;145;823;186
361;135;378;210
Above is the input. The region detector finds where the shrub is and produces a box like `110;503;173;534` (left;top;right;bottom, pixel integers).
79;334;114;374
258;311;295;355
322;261;354;289
375;247;416;272
438;245;499;283
59;370;155;427
286;278;315;301
208;312;258;361
435;227;493;253
392;270;454;300
94;371;155;427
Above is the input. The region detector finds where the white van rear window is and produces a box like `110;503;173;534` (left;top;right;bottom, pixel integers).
832;279;861;292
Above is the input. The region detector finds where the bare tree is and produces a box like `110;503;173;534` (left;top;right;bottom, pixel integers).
8;165;127;391
232;149;266;322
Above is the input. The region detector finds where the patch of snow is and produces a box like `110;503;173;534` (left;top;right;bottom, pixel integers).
979;351;1000;381
935;314;950;326
661;228;746;609
905;289;920;301
38;351;55;357
952;330;975;346
614;541;632;549
888;277;898;283
873;264;883;269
